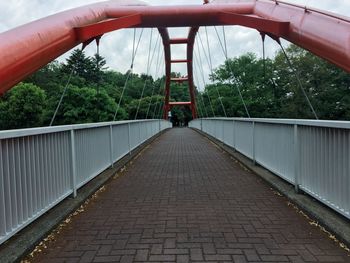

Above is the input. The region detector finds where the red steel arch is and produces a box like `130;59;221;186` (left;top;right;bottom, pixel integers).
0;0;349;119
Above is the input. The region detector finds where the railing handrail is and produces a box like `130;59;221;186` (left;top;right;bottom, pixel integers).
190;118;350;220
0;119;162;140
0;119;171;245
198;117;350;129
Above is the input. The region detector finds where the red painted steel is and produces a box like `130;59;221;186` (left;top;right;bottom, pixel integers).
171;77;189;83
171;59;189;64
219;12;289;36
159;26;198;120
158;28;171;120
0;0;349;120
75;14;142;42
187;27;199;119
169;102;192;106
169;38;188;44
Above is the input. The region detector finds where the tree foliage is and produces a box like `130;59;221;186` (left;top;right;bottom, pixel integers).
0;45;349;131
0;83;46;129
198;45;350;120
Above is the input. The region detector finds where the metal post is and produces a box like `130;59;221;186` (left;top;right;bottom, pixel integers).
109;125;114;168
222;120;225;144
252;121;256;165
294;124;300;193
139;122;142;143
70;130;77;197
159;119;161;133
233;120;236;151
200;119;203;131
128;123;131;155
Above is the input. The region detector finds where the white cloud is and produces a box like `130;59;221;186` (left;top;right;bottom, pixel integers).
0;0;349;87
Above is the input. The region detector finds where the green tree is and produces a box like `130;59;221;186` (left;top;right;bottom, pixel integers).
61;49;95;83
0;83;46;130
273;44;350;120
209;53;275;118
49;86;121;125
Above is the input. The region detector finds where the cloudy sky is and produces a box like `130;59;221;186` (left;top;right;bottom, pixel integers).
1;0;349;89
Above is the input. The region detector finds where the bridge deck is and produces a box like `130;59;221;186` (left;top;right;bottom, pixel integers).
31;128;349;262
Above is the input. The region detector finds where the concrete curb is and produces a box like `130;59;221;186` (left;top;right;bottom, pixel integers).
192;128;350;248
0;129;169;263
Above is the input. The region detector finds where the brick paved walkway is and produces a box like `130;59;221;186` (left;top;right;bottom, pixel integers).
31;128;349;262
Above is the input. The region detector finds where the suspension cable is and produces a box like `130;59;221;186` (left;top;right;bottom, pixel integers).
49;67;75;126
193;68;204;118
214;26;227;59
197;32;211;72
135;30;160;120
152;61;165;119
155;67;169;119
152;68;165;119
113;28;144;121
146;39;163;119
193;58;208;117
195;48;216;117
153;65;166;119
193;64;208;118
222;26;228;59
204;27;214;73
194;48;216;117
279;42;319;120
204;27;227;117
96;39;101;95
261;33;266;86
191;66;204;119
196;97;203;118
157;101;164;119
216;27;251;118
156;84;165;119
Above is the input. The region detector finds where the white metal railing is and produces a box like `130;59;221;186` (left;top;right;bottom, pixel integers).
0;119;171;245
190;118;350;220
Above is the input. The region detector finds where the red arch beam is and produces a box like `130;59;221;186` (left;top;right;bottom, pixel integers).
75;14;142;42
0;0;349;95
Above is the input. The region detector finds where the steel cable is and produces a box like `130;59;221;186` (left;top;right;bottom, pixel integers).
201;28;227;117
113;28;144;121
193;65;208;118
49;67;75;126
146;39;163;119
194;48;216;117
214;27;251;118
135;30;160;120
279;42;319;120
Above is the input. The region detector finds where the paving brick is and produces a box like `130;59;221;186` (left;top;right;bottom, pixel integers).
135;249;149;261
204;254;232;261
164;238;176;248
79;251;97;263
150;244;163;254
232;255;248;263
202;243;216;254
244;249;260;261
149;255;176;261
216;248;242;255
177;254;190;263
260;255;290;261
190;248;204;261
110;249;136;255
120;255;134;263
29;129;350;263
164;249;188;255
93;256;121;262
